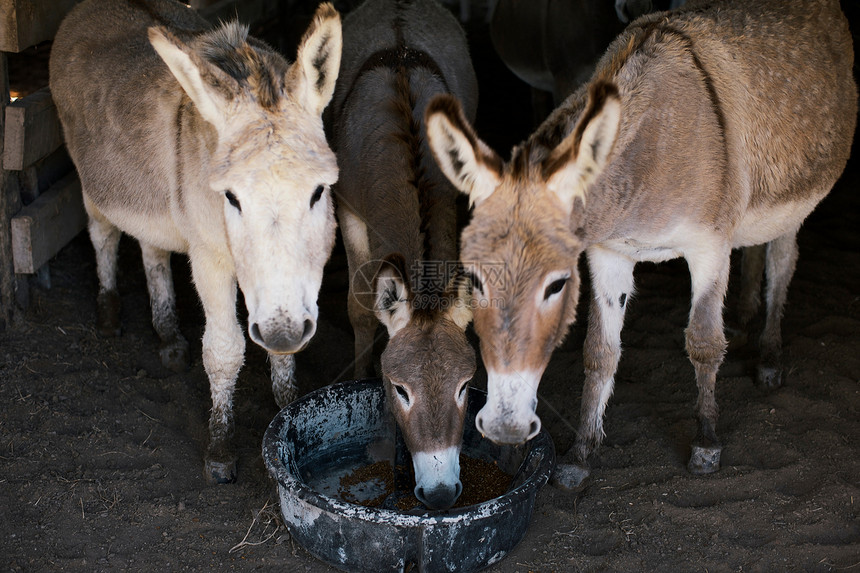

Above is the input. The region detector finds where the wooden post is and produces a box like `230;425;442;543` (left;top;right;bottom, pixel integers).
0;0;84;53
0;51;21;330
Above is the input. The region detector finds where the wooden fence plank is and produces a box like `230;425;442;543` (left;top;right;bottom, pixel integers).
10;171;85;274
1;51;20;326
3;86;61;171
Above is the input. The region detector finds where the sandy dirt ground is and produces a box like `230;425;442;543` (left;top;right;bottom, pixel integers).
2;2;859;572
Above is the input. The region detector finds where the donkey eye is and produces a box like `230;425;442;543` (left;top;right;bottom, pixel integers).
225;190;241;212
310;184;325;209
457;381;469;402
544;278;568;300
393;384;411;407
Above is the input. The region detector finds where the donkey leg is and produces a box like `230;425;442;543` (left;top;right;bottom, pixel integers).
270;352;297;408
140;243;189;373
85;203;122;337
757;232;799;389
348;293;378;378
684;247;731;475
553;247;634;492
737;244;765;326
191;252;245;484
726;244;766;351
339;207;378;378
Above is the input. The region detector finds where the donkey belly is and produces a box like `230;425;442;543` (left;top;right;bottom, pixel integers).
732;194;825;249
599;220;720;264
87;196;188;254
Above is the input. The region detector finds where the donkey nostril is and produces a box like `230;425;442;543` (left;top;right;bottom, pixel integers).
415;484;459;510
527;417;541;441
475;412;486;436
301;318;315;342
250;322;262;343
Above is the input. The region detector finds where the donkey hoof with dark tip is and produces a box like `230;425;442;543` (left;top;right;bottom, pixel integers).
160;339;190;373
96;291;122;337
205;459;237;484
757;365;784;389
550;463;591;492
688;444;721;475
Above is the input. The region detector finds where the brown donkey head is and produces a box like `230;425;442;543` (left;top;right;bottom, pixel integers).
374;255;476;509
425;82;621;445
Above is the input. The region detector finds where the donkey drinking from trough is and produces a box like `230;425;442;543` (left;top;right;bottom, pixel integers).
328;0;477;509
426;0;856;490
50;0;342;483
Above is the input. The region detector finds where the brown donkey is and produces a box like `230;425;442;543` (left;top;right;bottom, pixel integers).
51;0;342;483
328;0;477;509
426;0;856;490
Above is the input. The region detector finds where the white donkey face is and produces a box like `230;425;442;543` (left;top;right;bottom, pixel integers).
150;4;342;354
214;111;338;353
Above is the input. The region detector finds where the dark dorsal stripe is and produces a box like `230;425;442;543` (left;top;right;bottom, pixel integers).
337;1;455;302
338;45;451;122
391;70;440;287
358;46;450;91
337;0;450;122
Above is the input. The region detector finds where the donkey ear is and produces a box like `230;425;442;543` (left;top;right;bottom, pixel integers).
149;26;230;128
446;271;473;331
426;94;503;207
374;255;412;336
292;2;342;116
542;81;621;213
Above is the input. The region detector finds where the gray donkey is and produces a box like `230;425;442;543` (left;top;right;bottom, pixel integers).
50;0;342;483
427;0;856;490
328;0;477;509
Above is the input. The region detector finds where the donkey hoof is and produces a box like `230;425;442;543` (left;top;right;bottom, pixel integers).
160;340;190;373
96;291;122;337
756;364;784;389
688;444;721;475
550;463;591;492
204;459;237;484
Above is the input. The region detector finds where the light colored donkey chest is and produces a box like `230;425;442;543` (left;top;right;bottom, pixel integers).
51;0;343;484
427;0;856;491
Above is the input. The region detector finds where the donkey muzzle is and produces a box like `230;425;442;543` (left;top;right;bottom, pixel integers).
476;408;541;445
415;481;463;510
412;448;463;510
479;369;542;444
249;314;316;353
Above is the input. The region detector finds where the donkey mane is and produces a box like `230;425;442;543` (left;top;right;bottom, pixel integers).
352;0;456;300
198;21;289;110
388;69;442;293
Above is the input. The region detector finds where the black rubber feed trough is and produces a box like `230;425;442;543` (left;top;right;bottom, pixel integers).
263;378;555;573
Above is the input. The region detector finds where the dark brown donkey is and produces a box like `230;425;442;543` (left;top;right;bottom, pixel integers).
426;0;856;490
328;0;477;509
